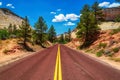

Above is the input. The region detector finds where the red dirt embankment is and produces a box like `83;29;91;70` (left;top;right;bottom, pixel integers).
0;39;43;67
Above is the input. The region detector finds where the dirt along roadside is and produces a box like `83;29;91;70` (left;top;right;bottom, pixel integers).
0;49;44;68
66;45;120;70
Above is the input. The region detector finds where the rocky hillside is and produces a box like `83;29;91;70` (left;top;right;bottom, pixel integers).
99;22;120;30
70;22;120;39
67;26;120;57
0;8;23;29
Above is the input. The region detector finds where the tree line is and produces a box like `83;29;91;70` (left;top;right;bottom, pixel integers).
0;16;72;49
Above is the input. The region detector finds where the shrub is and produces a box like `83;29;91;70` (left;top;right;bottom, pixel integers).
98;43;107;48
96;50;104;57
110;58;120;62
85;49;92;52
112;47;119;53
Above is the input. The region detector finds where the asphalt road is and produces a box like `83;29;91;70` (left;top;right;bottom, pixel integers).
0;44;120;80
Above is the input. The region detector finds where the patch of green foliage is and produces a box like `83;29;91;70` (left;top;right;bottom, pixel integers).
85;49;92;52
110;57;120;62
0;29;9;40
98;43;107;48
112;47;119;53
96;49;104;57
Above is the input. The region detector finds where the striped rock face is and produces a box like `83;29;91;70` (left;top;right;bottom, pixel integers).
0;8;23;29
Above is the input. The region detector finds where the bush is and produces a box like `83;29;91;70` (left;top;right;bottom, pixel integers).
0;29;9;40
96;50;104;57
98;43;107;48
110;58;120;62
112;47;119;53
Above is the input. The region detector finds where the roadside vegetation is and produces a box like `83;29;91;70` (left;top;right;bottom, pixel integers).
74;1;120;61
76;2;104;49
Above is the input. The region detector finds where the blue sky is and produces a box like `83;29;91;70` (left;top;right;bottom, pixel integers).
0;0;119;35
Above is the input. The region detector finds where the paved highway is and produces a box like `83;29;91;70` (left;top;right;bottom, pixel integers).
0;44;120;80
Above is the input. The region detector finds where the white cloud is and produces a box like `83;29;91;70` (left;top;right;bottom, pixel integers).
50;12;56;14
57;9;61;11
108;3;120;8
6;4;15;9
0;2;2;6
52;13;80;22
66;14;80;21
99;2;120;8
64;22;75;26
52;14;67;22
99;2;110;7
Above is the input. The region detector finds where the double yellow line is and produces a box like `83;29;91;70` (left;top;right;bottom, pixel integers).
54;45;62;80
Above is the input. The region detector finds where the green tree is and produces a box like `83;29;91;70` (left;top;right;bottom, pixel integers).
76;4;100;48
115;15;120;22
13;24;17;32
92;1;104;24
48;25;56;43
34;16;48;47
19;16;31;47
68;28;71;42
8;23;13;35
59;34;64;43
31;29;37;45
0;29;9;40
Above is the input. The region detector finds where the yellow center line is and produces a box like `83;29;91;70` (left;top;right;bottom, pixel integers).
54;45;62;80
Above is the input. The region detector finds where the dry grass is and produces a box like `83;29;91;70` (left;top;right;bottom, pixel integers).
110;57;120;62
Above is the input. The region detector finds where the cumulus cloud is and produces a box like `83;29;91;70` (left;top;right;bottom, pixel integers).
66;14;80;21
0;2;2;6
50;12;56;14
99;2;110;7
52;13;80;22
109;3;120;8
64;22;75;26
99;2;120;8
6;4;15;9
52;14;67;22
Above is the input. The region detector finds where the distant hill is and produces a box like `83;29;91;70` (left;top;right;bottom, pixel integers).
0;8;23;29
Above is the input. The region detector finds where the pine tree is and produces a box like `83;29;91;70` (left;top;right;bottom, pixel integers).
76;4;100;48
8;23;13;35
59;34;64;43
68;28;71;42
48;25;56;43
19;16;31;47
34;16;48;47
92;2;104;24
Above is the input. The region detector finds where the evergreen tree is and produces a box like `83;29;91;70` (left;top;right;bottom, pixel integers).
0;29;9;40
68;28;71;42
115;15;120;22
59;34;64;43
34;16;48;47
92;2;104;24
8;23;13;35
19;16;31;47
48;25;56;43
31;29;37;45
76;4;100;48
13;24;17;32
